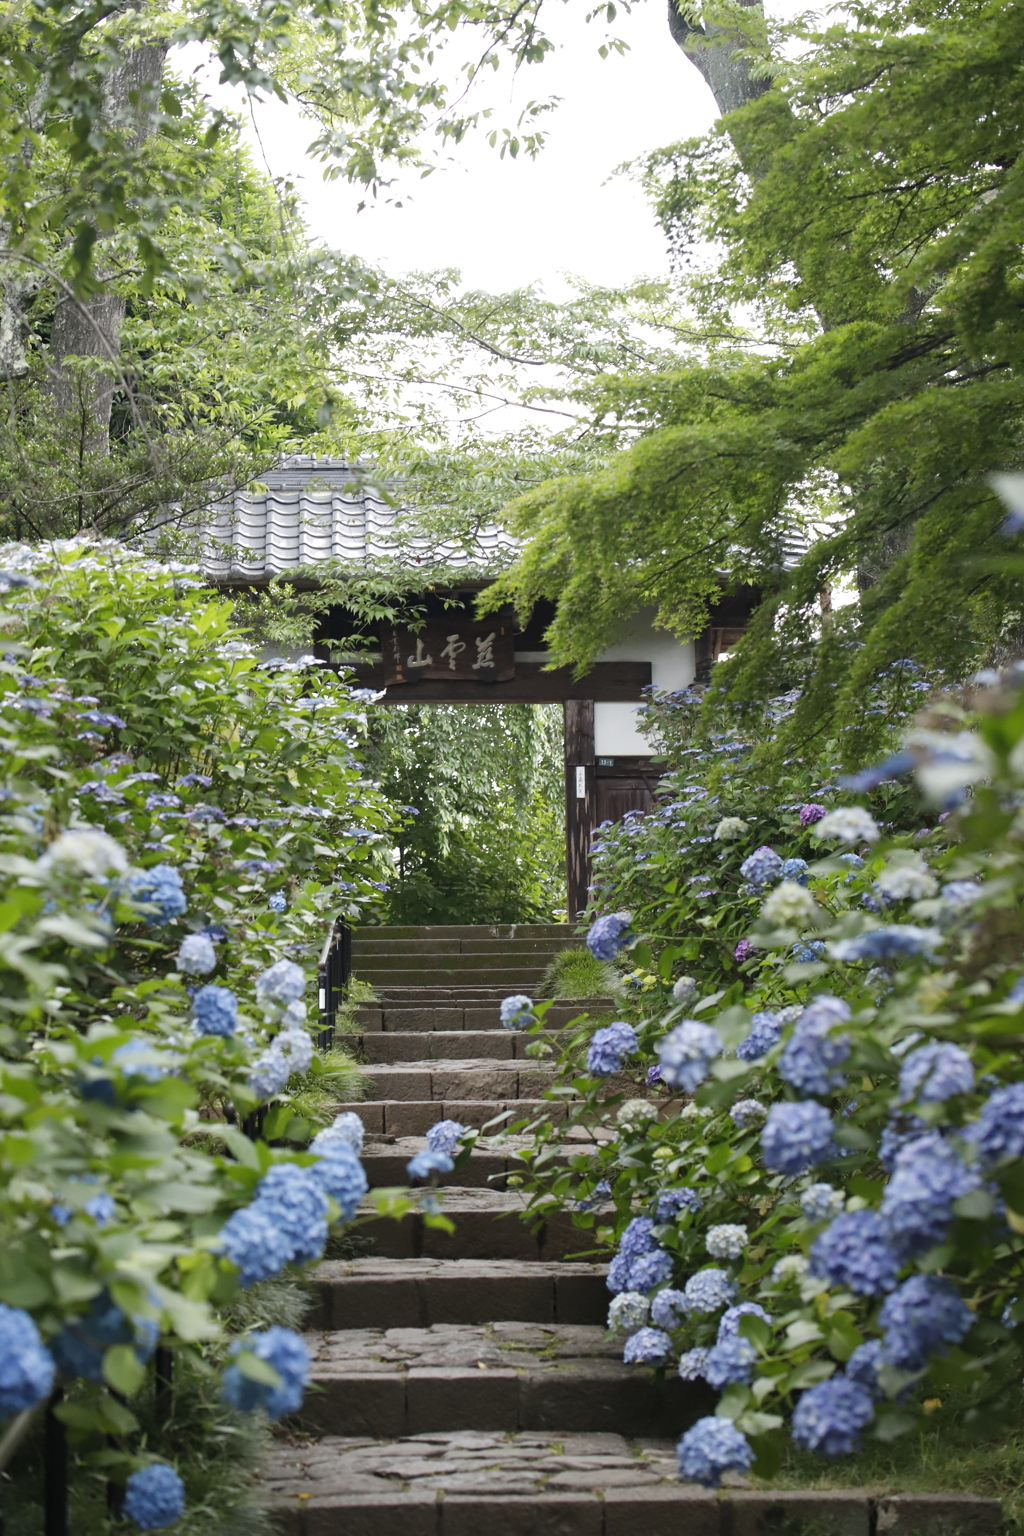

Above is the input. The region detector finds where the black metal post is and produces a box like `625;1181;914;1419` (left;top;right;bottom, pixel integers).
43;1389;67;1536
318;918;351;1050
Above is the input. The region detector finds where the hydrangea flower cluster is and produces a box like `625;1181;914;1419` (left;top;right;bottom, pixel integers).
780;856;809;885
622;1326;671;1364
671;975;698;1004
586;1020;638;1076
897;1042;974;1103
192;983;238;1037
809;1210;899;1296
830;925;940;962
50;1291;157;1382
255;958;305;1014
650;1289;688;1329
878;1275;972;1369
126;864;187;925
221;1325;310;1419
761;1101;835;1174
706;1224;748;1260
406;1148;453;1180
618;1098;657;1128
762;880;819;926
729;1098;766;1128
718;1302;771;1338
310;1142;368;1221
657;1019;723;1090
874;859;938;903
812;807;880;845
879;1132;979;1258
792;1377;875;1455
800;1183;844;1222
677;1347;710;1380
0;1304;55;1415
176;932;216;975
739;845;783;888
122;1464;186;1530
654;1186;703;1220
311;1111;365;1157
586;912;632;960
500;994;535;1029
778;995;851;1097
219;1164;329;1285
736;1010;781;1061
799;803;827;826
608;1292;649;1333
682;1268;737;1316
713;817;748;840
677;1416;754;1487
426;1119;467;1157
703;1333;756;1388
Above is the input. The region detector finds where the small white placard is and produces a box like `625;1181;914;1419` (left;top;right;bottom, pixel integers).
318;988;327;1010
575;765;586;798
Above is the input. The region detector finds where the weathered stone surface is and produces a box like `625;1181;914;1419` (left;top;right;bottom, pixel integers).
875;1493;1004;1536
312;1258;609;1330
724;1490;871;1536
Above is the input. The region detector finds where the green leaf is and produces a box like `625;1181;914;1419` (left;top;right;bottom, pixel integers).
825;1312;864;1362
103;1344;147;1396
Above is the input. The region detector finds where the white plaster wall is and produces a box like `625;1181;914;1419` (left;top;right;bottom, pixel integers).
592;608;695;757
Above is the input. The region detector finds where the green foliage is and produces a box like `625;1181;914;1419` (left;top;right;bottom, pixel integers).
365;702;565;925
539;947;620;1000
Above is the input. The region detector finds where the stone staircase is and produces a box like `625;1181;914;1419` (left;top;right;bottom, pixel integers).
261;925;1001;1536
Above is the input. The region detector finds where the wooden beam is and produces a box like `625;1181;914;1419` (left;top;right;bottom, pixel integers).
564;699;595;923
334;659;651;703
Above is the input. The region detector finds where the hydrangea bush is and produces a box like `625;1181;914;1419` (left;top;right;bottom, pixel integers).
513;667;1024;1489
0;544;432;1524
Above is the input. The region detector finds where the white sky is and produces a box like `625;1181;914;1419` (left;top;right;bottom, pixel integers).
186;2;721;295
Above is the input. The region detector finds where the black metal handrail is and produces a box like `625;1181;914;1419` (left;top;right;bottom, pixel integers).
318;917;351;1048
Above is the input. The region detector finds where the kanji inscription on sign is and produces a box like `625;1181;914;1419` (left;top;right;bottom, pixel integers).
381;621;516;685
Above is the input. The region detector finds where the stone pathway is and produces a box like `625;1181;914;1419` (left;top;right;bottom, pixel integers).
263;923;1003;1536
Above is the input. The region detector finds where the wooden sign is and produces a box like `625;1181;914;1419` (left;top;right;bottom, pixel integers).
381;620;516;686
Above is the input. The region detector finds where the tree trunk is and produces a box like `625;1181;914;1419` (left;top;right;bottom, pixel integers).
49;41;166;451
667;0;771;118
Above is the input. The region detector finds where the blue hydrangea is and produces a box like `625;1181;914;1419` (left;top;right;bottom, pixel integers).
969;1083;1024;1167
650;1289;688;1329
736;1011;782;1061
845;1340;884;1398
192;983;238;1037
677;1416;754;1488
426;1119;467;1156
248;1044;290;1099
730;1098;766;1129
704;1334;757;1389
407;1148;454;1180
677;1347;710;1380
718;1302;771;1340
878;1118;928;1170
619;1216;658;1262
255;1165;329;1263
682;1268;737;1316
879;1275;972;1370
50;1292;157;1382
656;1019;723;1091
310;1144;368;1221
218;1203;296;1287
84;1191;116;1225
898;1041;975;1103
500;994;535;1030
628;1248;675;1292
800;1184;844;1223
654;1187;702;1221
778;996;851;1096
740;845;784;888
576;1178;612;1211
126;865;187;926
176;933;216;975
255;959;305;1010
879;1132;979;1259
809;1210;900;1296
311;1111;365;1157
587;1020;638;1077
0;1304;55;1416
780;857;809;886
941;880;983;911
622;1326;671;1364
792;941;826;963
792;1377;875;1456
830;925;940;962
761;1101;836;1175
122;1464;186;1530
586;912;633;960
606;1254;632;1294
267;892;287;913
221;1326;309;1419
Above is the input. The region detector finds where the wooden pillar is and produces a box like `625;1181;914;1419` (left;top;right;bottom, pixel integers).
694;627;714;685
564;699;595;923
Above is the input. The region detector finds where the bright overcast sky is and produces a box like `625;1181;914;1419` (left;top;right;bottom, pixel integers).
188;3;721;296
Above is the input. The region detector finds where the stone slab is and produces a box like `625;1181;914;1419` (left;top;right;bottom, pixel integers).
311;1258;609;1330
875;1493;1004;1536
724;1490;871;1536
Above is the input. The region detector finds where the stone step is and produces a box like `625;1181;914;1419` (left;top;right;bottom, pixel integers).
364;1138;517;1189
294;1324;705;1440
356;1031;560;1063
362;1061;557;1103
352;938;578;958
358;1188;598;1262
354;1100;560;1138
308;1258;609;1330
355;951;567;973
353;1000;612;1030
358;987;592;1002
264;1434;1001;1536
353;925;576;940
354;968;552;989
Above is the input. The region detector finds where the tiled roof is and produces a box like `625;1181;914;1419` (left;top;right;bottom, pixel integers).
195;458;517;581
